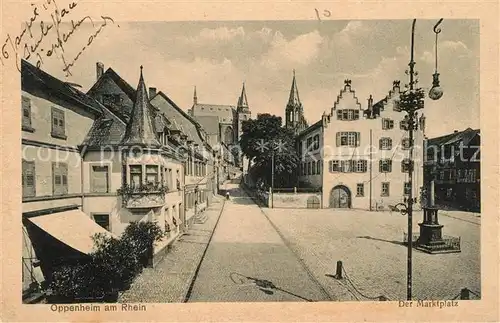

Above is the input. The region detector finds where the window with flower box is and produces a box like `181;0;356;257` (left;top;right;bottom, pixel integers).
146;165;159;185
129;165;142;188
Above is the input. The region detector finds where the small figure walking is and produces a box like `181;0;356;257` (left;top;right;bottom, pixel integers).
226;191;230;200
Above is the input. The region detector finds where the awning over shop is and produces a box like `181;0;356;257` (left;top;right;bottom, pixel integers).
28;209;118;255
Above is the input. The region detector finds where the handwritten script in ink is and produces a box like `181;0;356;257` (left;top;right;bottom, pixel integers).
0;0;118;76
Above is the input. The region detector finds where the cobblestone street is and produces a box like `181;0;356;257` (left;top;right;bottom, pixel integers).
118;183;480;303
118;196;226;303
187;184;332;302
264;207;480;301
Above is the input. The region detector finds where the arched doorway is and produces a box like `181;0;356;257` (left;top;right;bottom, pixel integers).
329;185;351;208
307;196;320;209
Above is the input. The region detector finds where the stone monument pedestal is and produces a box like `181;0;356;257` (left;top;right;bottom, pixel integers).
416;207;461;254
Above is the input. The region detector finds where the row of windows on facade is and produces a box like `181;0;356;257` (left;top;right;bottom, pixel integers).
184;156;207;177
21;161;184;198
92;202;182;232
354;182;410;197
22;97;66;139
335;108;408;130
302;134;412;153
329;159;411;173
437;168;479;183
299;159;411;176
129;164;182;190
185;190;207;210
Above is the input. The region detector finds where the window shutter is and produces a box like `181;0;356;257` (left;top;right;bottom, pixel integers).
379;160;383;172
337;110;342;120
356;132;360;147
379;139;383;150
389;120;394;129
389;138;392;149
336;133;341;146
363;160;368;172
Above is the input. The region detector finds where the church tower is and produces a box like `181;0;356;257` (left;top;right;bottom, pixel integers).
236;82;251;169
236;82;251;143
285;70;307;135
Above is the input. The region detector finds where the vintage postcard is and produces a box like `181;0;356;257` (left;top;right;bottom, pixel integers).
1;0;498;322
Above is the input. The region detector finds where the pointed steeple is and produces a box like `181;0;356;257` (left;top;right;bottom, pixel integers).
193;86;198;105
121;66;161;147
237;82;249;110
288;69;301;107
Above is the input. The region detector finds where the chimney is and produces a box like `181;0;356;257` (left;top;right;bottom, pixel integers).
96;62;104;81
149;87;157;98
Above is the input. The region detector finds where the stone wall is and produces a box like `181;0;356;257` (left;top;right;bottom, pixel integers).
270;191;322;209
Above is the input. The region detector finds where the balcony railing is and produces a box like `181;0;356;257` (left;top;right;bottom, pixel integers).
118;183;168;209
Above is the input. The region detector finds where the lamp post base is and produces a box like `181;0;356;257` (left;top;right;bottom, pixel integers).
414;207;461;254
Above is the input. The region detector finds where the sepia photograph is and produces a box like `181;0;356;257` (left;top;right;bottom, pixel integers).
1;1;498;321
17;17;482;305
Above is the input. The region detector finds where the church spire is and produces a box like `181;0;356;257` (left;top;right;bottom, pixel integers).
237;82;249;110
193;86;198;105
288;69;301;107
121;66;161;147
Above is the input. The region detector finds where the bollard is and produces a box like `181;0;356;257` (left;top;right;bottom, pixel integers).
335;261;343;279
460;288;470;300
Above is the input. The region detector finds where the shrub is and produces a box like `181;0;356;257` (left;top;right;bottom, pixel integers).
91;233;142;290
50;262;104;302
122;221;164;258
49;222;164;302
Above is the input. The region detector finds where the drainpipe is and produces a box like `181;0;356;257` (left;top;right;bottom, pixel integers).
80;145;87;213
369;129;373;211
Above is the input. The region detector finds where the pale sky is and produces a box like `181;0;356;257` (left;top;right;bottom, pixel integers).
24;19;479;138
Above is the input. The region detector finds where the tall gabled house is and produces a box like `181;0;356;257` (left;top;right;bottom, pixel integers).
82;65;185;257
20;59;114;302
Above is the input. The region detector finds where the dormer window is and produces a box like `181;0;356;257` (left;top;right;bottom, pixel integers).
102;94;121;106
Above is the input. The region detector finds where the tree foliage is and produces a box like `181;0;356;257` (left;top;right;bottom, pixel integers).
240;114;299;187
49;221;164;303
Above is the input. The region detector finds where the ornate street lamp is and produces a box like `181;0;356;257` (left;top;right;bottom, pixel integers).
395;18;444;301
429;19;444;100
